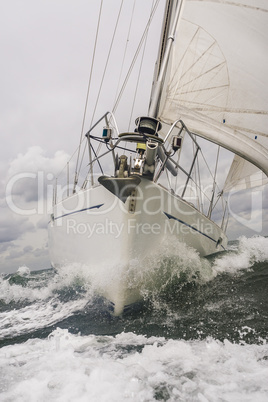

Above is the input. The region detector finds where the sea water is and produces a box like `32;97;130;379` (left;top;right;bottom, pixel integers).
0;236;267;401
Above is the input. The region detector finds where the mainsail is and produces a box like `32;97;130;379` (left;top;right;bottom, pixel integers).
158;0;268;191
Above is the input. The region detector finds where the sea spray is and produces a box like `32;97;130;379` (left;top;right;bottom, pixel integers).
1;236;267;345
211;235;268;274
128;236;215;302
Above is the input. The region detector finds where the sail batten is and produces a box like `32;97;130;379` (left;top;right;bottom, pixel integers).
158;0;268;190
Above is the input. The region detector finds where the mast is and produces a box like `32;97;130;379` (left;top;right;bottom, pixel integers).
148;0;184;118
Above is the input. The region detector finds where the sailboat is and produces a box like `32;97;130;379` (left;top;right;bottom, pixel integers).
48;0;268;315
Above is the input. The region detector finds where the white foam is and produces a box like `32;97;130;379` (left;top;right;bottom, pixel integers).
17;265;31;276
0;298;89;340
0;329;267;401
212;236;268;274
0;264;93;304
0;266;94;339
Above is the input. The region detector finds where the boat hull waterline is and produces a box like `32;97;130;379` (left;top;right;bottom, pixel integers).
48;178;227;315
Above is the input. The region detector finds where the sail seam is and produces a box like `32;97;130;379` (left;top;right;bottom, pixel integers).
188;0;268;13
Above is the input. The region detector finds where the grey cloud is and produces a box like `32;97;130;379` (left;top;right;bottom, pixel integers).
32;247;48;258
0;242;16;254
0;213;35;243
5;249;26;260
5;245;46;260
5;147;71;205
37;215;49;229
23;245;33;253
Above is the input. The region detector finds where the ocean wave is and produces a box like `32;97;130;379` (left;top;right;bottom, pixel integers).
211;235;268;274
0;329;267;401
0;236;267;343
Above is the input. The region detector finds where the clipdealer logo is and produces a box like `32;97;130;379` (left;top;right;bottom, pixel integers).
5;170;266;234
65;216;214;239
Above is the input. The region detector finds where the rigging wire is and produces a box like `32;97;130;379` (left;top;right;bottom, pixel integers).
112;0;161;115
208;144;220;218
113;0;136;110
53;137;88;191
127;0;155;131
174;130;184;191
90;0;125;128
76;1;124;187
196;152;203;213
83;1;159;175
169;128;226;218
199;146;222;195
73;0;103;193
75;1;161;187
197;144;230;220
191;135;199;207
90;143;104;175
77;140;88;181
165;168;172;192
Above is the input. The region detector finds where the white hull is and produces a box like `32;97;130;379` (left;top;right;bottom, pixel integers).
48;178;227;315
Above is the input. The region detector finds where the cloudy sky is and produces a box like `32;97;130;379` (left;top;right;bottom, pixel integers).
1;0;267;274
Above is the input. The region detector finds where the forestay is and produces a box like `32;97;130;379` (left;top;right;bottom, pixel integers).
158;0;268;192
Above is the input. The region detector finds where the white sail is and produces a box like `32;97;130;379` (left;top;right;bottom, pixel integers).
223;155;266;192
158;0;268;190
